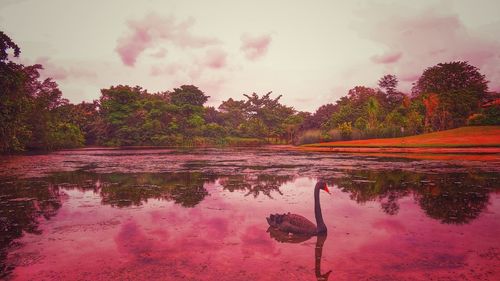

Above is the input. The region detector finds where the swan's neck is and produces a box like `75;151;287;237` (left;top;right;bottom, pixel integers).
314;187;327;234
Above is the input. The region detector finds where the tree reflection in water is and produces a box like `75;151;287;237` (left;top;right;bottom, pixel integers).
327;170;498;224
218;174;294;198
14;170;496;226
0;180;63;278
46;171;293;206
415;173;494;224
0;169;498;278
47;172;218;208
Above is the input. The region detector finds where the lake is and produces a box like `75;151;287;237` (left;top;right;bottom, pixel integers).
1;148;499;280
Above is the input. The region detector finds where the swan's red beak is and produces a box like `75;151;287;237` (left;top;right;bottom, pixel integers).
324;185;330;194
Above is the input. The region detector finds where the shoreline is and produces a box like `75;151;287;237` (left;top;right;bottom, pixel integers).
292;146;500;154
268;145;500;161
3;145;500;162
11;144;500;155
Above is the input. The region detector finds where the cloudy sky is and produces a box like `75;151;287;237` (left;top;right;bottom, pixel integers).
1;0;499;112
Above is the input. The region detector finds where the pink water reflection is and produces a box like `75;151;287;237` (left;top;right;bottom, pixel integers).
5;178;500;281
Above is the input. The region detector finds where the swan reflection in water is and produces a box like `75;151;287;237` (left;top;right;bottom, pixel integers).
266;181;332;280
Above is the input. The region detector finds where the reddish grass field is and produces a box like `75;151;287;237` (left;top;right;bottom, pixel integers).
304;126;500;148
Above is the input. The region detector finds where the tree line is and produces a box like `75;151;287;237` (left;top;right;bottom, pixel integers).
1;31;499;153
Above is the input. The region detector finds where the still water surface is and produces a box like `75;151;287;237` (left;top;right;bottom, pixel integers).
0;148;499;280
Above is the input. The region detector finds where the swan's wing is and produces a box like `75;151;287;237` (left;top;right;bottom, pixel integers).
267;213;316;234
283;214;317;233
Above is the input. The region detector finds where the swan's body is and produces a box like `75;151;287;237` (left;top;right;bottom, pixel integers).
267;181;329;236
267;213;317;235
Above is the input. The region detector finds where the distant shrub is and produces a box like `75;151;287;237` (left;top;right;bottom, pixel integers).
192;137;211;147
337;122;353;140
296;130;323;145
351;128;363;140
48;122;85;149
150;134;180;146
296;127;365;145
354;117;368;131
149;134;184;146
203;123;227;138
468;106;500;125
323;129;342;142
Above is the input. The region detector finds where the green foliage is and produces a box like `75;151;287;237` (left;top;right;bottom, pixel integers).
413;61;488;97
300;104;336;130
56;102;99;145
0;31;86;152
242;92;295;138
187;114;205;128
170;85;209;106
378;74;398;95
366;96;380;130
48;122;85;149
218;98;248;134
325;103;355;130
1;30;496;151
0;31;20;61
90;86;295;146
238;118;268;138
380;109;406;138
413;61;488;131
406;110;424;135
295;129;323;145
468;106;500;125
203;123;227;138
354;117;368;131
0;34;30;152
337;122;353;140
283;113;305;143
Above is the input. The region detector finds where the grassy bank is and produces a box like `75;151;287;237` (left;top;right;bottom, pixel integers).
303;126;500;148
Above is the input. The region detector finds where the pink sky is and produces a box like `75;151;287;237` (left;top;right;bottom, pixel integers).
1;0;499;111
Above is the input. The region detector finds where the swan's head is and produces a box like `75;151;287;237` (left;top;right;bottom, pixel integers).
316;181;330;194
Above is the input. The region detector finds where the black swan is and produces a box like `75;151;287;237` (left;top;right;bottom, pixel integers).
266;181;329;236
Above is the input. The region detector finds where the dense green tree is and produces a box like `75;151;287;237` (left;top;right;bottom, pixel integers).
378;74;398;95
366;96;380;130
381;109;406;137
283;112;307;143
0;32;29;152
203;106;224;125
99;85;145;145
47;122;85;149
170;85;209;107
218;98;248;135
413;61;489;130
468;105;500;125
301;103;337;130
0;31;20;61
202;122;227;138
243;92;295;137
238;117;268;138
378;74;405;110
1;31;83;152
313;83;423;140
324;86;386;134
56;101;100;145
1;29;497;151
